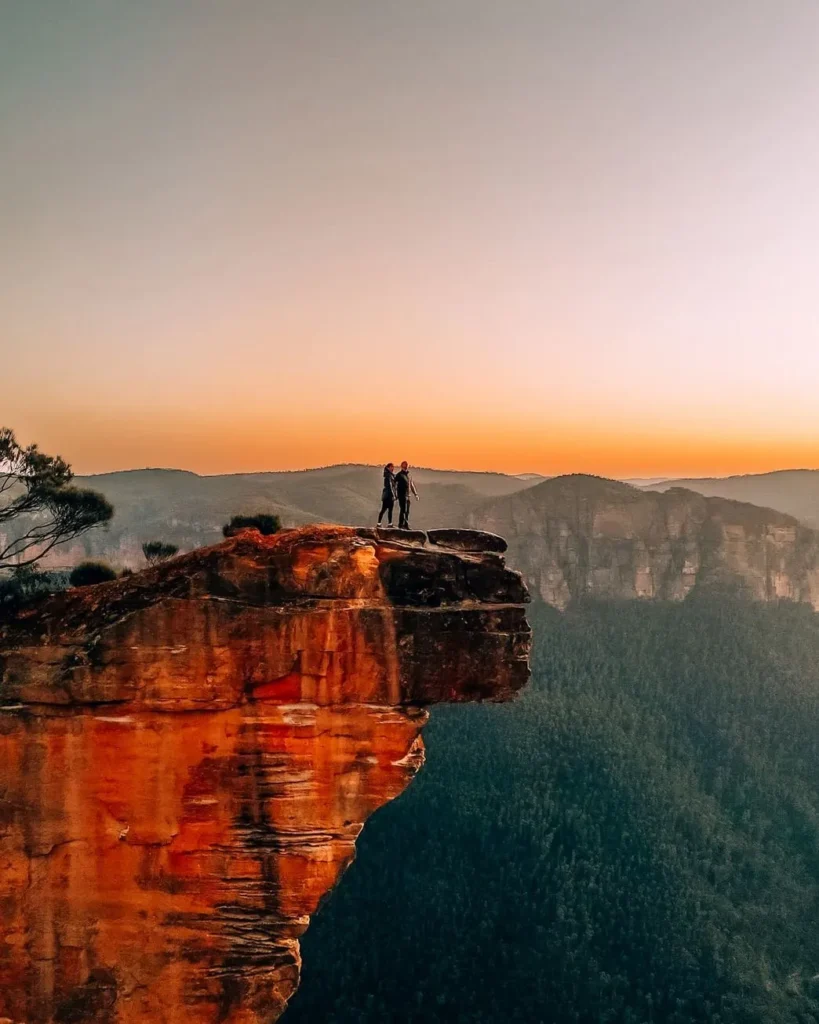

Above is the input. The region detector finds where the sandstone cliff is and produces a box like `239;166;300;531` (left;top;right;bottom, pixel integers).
468;475;819;609
0;526;530;1024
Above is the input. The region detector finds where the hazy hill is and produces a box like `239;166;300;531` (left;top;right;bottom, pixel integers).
42;464;536;567
468;473;819;607
648;470;819;528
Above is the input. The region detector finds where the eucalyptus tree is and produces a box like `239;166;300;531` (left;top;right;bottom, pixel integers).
0;427;113;571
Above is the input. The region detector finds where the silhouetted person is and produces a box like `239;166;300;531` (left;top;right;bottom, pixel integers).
377;462;397;527
395;461;419;529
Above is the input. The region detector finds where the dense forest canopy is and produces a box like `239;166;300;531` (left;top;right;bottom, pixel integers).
285;594;819;1024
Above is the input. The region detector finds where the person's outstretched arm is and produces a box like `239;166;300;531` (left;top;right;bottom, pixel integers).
411;476;419;499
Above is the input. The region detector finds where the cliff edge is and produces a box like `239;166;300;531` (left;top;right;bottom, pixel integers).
0;525;530;1024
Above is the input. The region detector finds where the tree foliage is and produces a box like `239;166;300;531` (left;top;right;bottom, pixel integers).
69;561;118;587
0;427;113;571
285;596;819;1024
222;512;281;537
142;540;179;564
0;565;67;612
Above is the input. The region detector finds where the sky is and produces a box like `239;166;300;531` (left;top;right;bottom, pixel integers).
3;0;819;478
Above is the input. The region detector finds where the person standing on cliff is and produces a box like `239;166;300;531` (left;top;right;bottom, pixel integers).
377;462;397;527
395;461;419;529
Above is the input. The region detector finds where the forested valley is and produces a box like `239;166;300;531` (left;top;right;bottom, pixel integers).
285;594;819;1024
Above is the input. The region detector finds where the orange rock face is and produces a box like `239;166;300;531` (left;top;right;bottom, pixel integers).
0;526;530;1023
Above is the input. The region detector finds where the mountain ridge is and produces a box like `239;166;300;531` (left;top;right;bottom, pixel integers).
646;469;819;527
26;465;538;568
467;474;819;608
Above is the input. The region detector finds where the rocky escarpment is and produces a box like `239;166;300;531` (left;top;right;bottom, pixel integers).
469;475;819;609
0;526;530;1024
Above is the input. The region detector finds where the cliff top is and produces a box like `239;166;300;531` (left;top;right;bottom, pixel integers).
0;525;530;709
1;525;524;646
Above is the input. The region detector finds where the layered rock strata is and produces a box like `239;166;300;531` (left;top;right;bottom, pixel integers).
0;526;530;1024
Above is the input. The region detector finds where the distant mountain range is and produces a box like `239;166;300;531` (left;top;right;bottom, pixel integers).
646;469;819;528
29;465;819;612
468;474;819;608
44;464;539;567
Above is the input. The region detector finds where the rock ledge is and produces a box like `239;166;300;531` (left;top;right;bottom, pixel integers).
0;526;530;1024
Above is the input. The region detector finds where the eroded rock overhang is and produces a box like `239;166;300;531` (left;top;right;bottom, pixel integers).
0;525;530;709
0;525;530;1024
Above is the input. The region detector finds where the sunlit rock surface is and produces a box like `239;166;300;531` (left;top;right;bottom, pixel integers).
0;526;530;1024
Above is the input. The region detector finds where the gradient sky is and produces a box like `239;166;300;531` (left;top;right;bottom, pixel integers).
3;0;819;477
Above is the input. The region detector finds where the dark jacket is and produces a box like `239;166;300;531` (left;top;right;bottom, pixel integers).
382;466;396;501
395;469;414;500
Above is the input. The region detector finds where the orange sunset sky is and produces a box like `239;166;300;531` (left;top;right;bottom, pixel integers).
3;2;819;479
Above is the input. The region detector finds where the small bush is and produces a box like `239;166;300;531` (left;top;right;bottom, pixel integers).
69;561;117;587
222;513;281;538
142;541;179;564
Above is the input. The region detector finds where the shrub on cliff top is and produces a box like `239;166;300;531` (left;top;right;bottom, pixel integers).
69;561;117;587
142;540;179;564
222;513;281;537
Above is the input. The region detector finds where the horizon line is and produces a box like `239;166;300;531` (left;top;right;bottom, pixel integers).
74;462;819;482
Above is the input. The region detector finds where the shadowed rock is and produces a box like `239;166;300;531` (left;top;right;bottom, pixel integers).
0;525;530;1024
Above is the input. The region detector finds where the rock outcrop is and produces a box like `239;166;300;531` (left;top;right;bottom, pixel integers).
0;526;530;1024
469;475;819;609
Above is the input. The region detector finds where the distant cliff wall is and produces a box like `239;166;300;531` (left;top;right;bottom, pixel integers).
469;476;819;609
